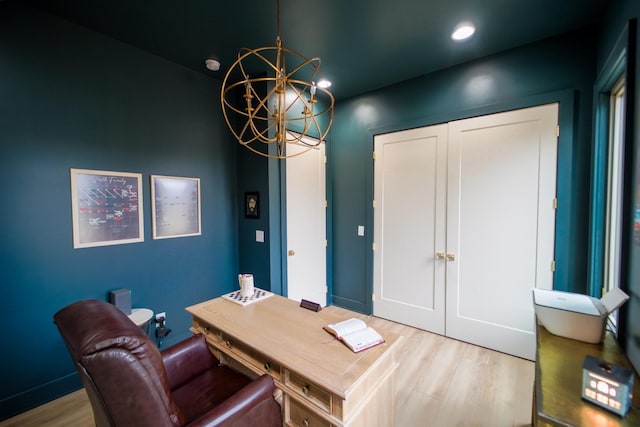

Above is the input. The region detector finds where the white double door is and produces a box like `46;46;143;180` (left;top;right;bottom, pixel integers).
373;104;558;360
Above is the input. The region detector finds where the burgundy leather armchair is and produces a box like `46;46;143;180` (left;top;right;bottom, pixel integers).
54;299;282;427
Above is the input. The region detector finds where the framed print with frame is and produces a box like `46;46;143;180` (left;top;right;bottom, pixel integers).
151;175;201;239
70;168;144;248
245;192;259;218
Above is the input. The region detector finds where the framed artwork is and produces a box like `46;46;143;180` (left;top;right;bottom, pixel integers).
70;168;144;249
245;192;259;218
151;175;201;239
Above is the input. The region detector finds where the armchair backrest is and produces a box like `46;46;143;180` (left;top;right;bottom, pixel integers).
54;299;187;427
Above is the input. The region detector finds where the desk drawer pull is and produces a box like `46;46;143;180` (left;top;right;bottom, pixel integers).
264;362;271;372
303;419;309;427
302;385;310;396
225;340;232;348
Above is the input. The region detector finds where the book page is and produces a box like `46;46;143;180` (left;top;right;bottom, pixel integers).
326;318;367;338
342;327;384;352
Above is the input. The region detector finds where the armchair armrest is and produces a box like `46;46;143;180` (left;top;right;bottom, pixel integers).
187;374;281;427
162;334;217;390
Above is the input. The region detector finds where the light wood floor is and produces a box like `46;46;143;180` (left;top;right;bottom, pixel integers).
1;314;534;427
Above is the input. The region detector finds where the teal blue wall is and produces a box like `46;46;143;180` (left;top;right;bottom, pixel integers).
329;28;598;313
2;0;635;420
236;146;278;292
0;3;239;419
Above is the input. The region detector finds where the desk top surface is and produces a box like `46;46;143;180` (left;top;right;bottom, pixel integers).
186;294;402;397
536;324;640;426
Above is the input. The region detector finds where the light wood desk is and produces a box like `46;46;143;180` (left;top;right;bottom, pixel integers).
186;294;402;427
534;324;640;426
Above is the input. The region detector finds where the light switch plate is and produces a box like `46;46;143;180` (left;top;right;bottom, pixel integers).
256;230;265;242
357;225;365;236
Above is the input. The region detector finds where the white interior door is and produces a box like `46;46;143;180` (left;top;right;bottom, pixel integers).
373;124;448;333
373;103;558;360
286;136;327;306
446;104;558;360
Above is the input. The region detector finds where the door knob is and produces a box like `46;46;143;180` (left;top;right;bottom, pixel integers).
436;252;445;260
447;253;456;261
288;250;296;256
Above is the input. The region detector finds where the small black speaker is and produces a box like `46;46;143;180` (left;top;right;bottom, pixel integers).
109;288;131;315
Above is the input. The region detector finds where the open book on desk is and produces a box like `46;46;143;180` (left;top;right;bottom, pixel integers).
324;318;385;353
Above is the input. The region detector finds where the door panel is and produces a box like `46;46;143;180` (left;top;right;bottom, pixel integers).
446;104;558;360
286;137;327;306
373;125;448;334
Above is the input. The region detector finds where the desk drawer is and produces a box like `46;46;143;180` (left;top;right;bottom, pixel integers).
220;334;283;381
288;398;334;427
192;319;222;342
286;371;331;413
193;320;283;382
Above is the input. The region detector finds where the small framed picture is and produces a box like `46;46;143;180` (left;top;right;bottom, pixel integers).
151;175;201;239
245;192;259;219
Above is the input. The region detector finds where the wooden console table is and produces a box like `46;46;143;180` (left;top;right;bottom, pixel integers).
534;324;640;426
186;294;402;427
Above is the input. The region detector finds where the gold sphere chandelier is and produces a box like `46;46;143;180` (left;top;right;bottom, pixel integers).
221;0;334;159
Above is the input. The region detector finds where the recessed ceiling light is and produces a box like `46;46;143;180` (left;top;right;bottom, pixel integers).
451;22;475;41
317;79;332;89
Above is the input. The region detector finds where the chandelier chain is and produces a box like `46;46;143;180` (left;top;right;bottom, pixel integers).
276;0;281;40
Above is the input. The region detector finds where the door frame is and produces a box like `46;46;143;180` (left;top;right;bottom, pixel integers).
588;19;635;300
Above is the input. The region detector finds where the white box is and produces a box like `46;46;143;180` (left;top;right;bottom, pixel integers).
532;288;629;343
